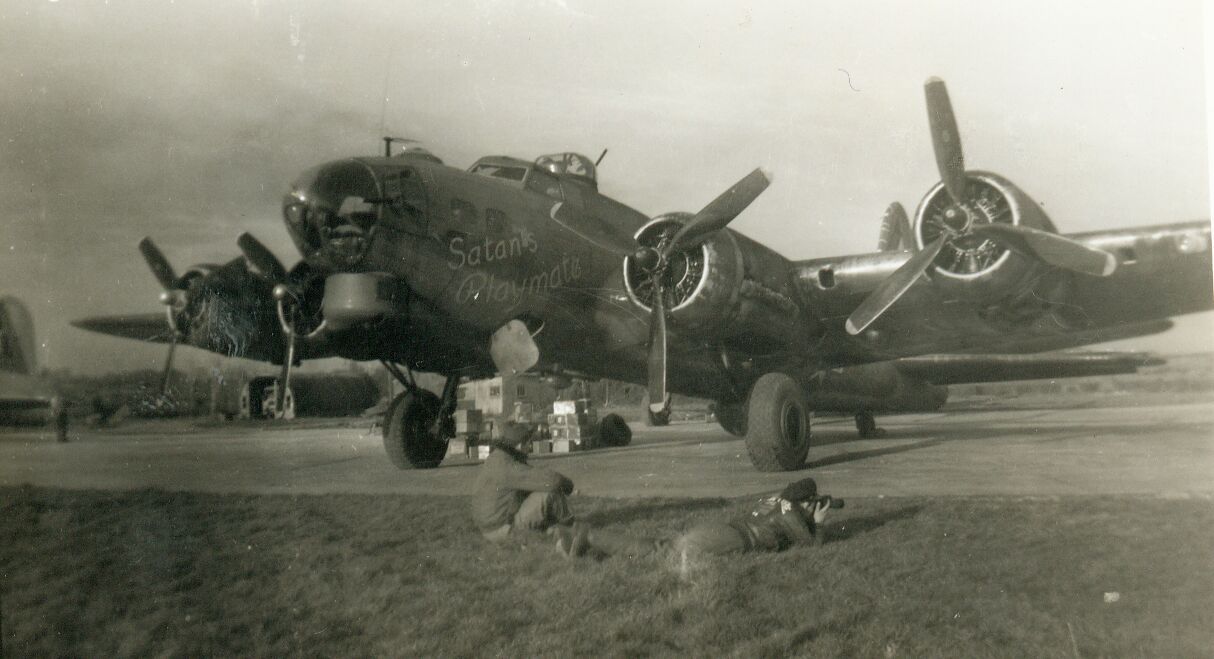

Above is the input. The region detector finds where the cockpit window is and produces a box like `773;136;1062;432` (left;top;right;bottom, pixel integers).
470;163;527;182
524;169;563;201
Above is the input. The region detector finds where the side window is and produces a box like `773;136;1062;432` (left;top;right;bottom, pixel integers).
486;208;509;235
525;170;563;201
450;198;480;230
383;168;428;233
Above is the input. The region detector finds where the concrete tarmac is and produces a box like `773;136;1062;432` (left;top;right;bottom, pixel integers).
1;400;1211;499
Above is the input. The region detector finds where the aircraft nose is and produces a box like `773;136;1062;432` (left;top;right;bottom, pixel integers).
282;159;381;270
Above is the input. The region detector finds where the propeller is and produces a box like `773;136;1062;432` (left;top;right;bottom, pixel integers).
238;233;298;419
639;168;771;408
646;278;669;413
138;237;185;394
845;79;1117;336
139;237;178;291
238;232;290;283
845;235;946;336
969;223;1116;277
925;77;967;204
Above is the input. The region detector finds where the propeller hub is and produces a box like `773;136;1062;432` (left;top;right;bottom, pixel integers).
942;204;975;234
158;290;186;309
633;247;662;272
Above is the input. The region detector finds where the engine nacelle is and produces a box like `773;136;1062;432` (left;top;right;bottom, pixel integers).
623;214;802;349
913;171;1055;302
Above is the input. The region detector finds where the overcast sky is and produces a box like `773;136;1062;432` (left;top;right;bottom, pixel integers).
1;0;1209;374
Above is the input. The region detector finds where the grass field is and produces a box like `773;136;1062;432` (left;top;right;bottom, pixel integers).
2;486;1212;657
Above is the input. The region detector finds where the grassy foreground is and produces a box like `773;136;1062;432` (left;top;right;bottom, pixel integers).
2;487;1212;657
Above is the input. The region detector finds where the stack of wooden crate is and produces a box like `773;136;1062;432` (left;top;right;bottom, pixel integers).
448;408;483;459
546;399;597;453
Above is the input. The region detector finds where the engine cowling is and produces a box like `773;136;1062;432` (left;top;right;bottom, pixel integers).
914;172;1055;302
168;260;282;361
623;213;801;349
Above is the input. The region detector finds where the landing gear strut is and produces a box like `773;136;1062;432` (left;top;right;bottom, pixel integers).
381;362;457;470
855;411;885;439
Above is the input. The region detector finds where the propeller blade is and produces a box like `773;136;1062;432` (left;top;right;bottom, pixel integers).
972;224;1117;277
159;333;178;395
877;202;913;252
846;235;948;336
925;77;967;204
139;237;178;290
237;233;290;283
275;326;296;419
646;281;668;413
666;168;772;254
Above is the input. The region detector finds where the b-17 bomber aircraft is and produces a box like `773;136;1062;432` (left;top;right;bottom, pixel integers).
1;297;68;441
74;79;1212;471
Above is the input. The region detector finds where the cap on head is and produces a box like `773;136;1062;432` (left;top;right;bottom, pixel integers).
500;421;536;447
779;477;819;503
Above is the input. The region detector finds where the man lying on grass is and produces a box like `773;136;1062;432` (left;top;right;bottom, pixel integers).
553;477;837;560
471;421;577;542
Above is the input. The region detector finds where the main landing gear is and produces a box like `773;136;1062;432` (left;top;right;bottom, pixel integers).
855;411;886;439
381;362;457;470
743;372;812;472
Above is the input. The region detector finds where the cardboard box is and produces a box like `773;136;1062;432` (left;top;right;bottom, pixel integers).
552;399;589;415
548;412;597;427
453;409;483;433
551;424;595;440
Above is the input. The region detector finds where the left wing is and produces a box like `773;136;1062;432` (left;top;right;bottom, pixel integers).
797;221;1212;365
70;313;173;343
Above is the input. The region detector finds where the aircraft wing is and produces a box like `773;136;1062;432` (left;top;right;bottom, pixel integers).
70;313;173;343
893;351;1165;386
797;221;1212;365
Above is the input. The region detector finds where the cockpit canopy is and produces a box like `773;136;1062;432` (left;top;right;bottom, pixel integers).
534;152;596;183
468;152;597;188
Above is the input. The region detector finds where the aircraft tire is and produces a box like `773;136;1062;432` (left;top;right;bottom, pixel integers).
714;402;747;437
744;373;811;472
597;413;632;447
382;390;448;469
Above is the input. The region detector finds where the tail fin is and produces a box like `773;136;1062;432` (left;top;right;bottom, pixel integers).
0;297;38;375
